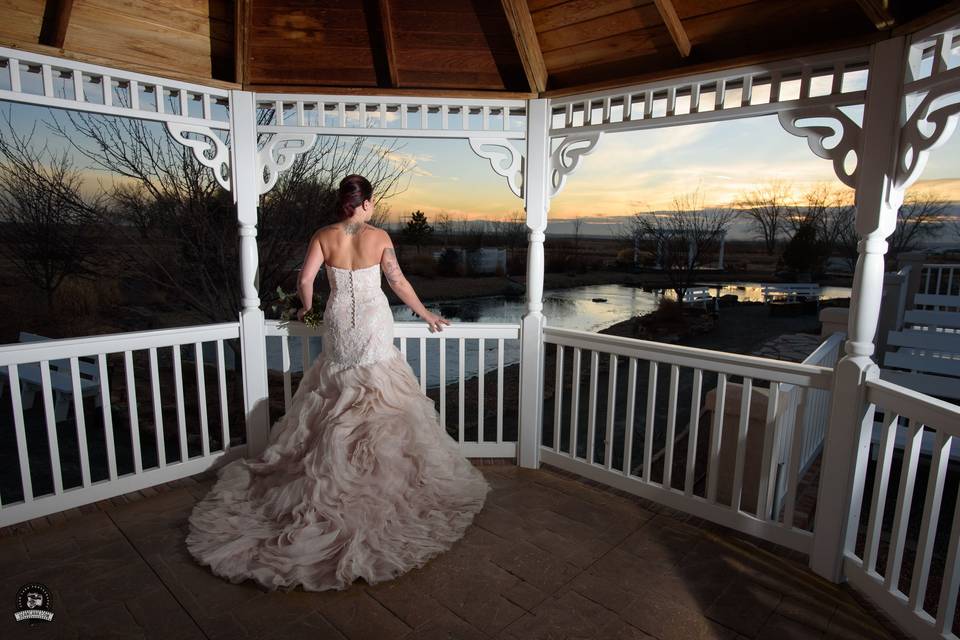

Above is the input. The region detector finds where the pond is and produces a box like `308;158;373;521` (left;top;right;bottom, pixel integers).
266;282;851;388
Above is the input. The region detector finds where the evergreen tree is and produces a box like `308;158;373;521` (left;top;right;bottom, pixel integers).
403;210;433;252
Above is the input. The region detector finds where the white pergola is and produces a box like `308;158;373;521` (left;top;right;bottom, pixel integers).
1;13;960;639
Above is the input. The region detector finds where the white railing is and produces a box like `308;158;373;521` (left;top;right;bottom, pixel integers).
549;47;870;135
540;326;834;553
255;93;527;138
770;332;845;518
918;264;960;311
0;323;243;527
844;376;960;640
263;320;521;458
0;46;231;130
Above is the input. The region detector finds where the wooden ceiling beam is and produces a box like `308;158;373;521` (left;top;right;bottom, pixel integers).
39;0;74;48
854;0;895;29
652;0;691;57
235;0;250;85
501;0;548;93
379;0;400;87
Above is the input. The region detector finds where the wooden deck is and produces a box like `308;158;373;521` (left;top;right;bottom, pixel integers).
0;461;908;640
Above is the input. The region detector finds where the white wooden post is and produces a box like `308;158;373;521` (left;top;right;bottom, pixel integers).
231;90;272;455
517;98;550;469
810;37;908;582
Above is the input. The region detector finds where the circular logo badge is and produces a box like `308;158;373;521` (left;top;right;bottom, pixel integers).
14;583;54;624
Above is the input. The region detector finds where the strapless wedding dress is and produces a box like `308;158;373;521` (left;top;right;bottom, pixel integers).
185;263;491;591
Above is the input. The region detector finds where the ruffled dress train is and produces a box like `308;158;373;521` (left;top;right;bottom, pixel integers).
185;263;491;592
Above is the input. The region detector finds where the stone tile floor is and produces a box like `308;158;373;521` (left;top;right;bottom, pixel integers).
0;462;908;640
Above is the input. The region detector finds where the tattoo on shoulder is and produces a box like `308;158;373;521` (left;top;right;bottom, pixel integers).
382;247;405;285
343;221;365;236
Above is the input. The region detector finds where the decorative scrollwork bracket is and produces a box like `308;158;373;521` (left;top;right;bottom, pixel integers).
258;133;319;195
468;137;524;198
777;106;861;189
549;133;602;198
166;123;232;191
896;83;960;191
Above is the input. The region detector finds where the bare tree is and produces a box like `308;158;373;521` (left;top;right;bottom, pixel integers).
626;187;735;301
888;190;947;258
42;108;411;322
571;216;585;257
434;211;452;245
0;110;103;312
734;180;794;255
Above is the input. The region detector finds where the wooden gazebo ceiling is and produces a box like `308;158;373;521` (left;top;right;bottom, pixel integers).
1;0;956;97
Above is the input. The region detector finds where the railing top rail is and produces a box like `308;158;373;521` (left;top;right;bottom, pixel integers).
865;376;960;434
921;263;960;269
543;326;834;388
0;322;240;366
803;332;846;366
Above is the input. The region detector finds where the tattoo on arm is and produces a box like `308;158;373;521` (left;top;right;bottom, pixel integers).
381;248;406;287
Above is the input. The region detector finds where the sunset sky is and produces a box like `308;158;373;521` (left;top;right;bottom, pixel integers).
379;111;960;233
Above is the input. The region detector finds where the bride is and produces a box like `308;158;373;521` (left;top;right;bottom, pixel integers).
185;174;491;592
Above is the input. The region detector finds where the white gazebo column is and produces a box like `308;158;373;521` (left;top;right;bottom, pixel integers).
517;98;551;469
810;37;907;582
231;90;272;456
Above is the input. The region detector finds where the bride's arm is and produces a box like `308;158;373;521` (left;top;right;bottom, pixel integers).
380;234;450;332
297;231;324;319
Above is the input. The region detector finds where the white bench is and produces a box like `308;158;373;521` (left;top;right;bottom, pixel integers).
0;332;102;421
762;283;822;307
682;287;718;310
883;294;960;402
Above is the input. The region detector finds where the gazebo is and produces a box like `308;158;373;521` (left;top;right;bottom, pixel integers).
1;1;959;638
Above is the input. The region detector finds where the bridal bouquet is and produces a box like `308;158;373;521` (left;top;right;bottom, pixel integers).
272;286;324;330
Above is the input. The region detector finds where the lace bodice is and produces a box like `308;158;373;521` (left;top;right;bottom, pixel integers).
322;263;398;372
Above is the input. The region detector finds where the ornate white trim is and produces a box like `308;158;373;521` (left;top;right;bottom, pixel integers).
777;107;861;189
896;85;960;190
549;133;602;198
468;137;524;198
166;123;232;191
258;133;318;195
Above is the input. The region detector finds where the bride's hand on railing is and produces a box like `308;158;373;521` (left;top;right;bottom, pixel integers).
421;311;451;333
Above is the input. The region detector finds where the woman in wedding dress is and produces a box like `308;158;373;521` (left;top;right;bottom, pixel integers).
185;174;491;592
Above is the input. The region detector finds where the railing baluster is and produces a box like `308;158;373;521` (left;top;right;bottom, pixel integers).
216;340;229;450
864;411;899;573
731;377;753;511
69;357;92;487
642;361;658;483
707;373;727;502
757;381;780;519
172;345;188;463
663;364;679;488
497;338;504;444
300;334;310;372
400;336;407;358
684;369;702;495
782;386;808;529
907;429;951;611
41;63;53;97
194;342;210;458
38;360;63;494
553;345;565;452
439;337;446;428
148;347;166;467
477;338;484;443
72;69;84;102
96;353;118;480
123;350;143;474
586;350;599;464
8;364;34;501
884;420;924;593
623;358;638;476
604;354;618;470
420;336;428;392
458;337;465;444
569;347;582;458
281;335;292;409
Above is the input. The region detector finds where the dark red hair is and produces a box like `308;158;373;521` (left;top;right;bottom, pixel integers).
337;174;373;221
